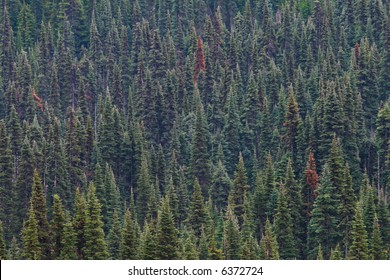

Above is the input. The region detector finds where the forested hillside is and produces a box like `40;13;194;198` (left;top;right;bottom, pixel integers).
0;0;389;260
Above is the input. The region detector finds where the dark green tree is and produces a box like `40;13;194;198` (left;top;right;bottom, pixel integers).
259;219;279;260
307;164;339;259
51;194;66;259
120;209;137;260
84;182;109;260
30;169;51;259
348;202;369;260
156;197;179;260
188;179;207;238
274;182;297;259
21;203;41;260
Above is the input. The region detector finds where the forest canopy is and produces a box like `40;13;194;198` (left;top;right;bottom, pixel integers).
0;0;389;260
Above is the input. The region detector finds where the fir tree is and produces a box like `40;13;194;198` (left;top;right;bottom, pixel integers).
84;182;109;260
51;194;65;259
0;121;13;240
303;151;319;218
120;209;137;260
229;153;249;227
370;215;385;260
30;169;51;259
188;179;207;238
0;220;7;259
73;188;87;259
330;244;343;260
259;219;279;260
190;92;210;195
60;214;77;260
274;182;296;259
156;197;179;260
307;164;339;259
22;204;41;260
107;210;122;260
193;36;206;84
223;205;241;260
349;202;369;260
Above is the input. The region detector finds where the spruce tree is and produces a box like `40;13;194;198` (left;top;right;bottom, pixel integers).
211;160;232;212
307;164;339;259
223;205;241;260
0;220;7;259
30;169;51;259
120;209;137;260
229;153;249;227
190;91;210;195
0;121;13;240
21;203;41;260
338;162;356;255
370;215;385;260
84;182;109;260
139;220;157;260
284;159;304;257
107;210;122;260
274;183;296;259
188;179;207;239
303;151;319;218
51;194;66;259
73;188;87;259
259;219;279;260
136;150;152;226
156;197;179;259
60;214;77;260
330;244;343;260
349;202;369;260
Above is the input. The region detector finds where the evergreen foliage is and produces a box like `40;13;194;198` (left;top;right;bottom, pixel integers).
0;0;388;260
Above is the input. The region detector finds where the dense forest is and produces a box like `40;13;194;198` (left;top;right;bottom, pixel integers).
0;0;389;260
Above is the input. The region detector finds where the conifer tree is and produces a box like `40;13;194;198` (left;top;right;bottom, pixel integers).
60;214;77;260
107;210;122;260
190;92;210;195
8;237;20;260
263;153;276;218
156;197;179;260
283;85;302;163
274;183;296;259
139;220;157;260
229;153;249;227
0;121;13;240
338;162;356;255
73;188;87;259
303;151;319;218
22;203;41;260
370;215;385;260
188;179;207;238
316;244;324;260
211;159;232;212
349;202;369;260
252;172;266;241
193;36;205;84
284;159;304;256
259;219;279;260
208;233;224;260
120;209;137;260
136;151;152;226
223;86;240;174
84;182;109;260
330;244;342;260
223;205;241;260
0;220;7;259
307;164;339;259
51;194;66;259
30;169;51;259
